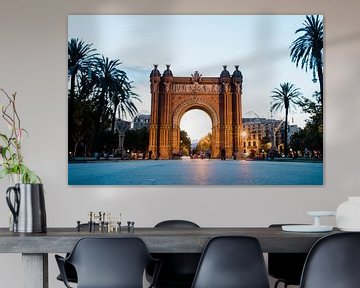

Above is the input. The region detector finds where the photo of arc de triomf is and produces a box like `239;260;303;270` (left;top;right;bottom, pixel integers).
149;64;243;160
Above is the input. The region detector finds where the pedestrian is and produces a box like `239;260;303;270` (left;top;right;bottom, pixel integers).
221;147;226;160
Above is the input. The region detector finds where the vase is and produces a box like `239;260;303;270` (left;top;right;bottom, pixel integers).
336;197;360;231
7;174;22;231
9;173;22;185
6;183;47;233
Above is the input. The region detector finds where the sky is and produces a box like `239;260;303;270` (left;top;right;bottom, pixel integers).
68;15;321;142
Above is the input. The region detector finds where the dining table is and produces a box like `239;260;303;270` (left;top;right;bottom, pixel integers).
0;226;340;288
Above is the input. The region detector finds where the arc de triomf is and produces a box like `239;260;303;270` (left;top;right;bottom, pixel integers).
149;64;243;159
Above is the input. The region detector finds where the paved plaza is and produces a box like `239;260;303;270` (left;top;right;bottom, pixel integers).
68;159;323;185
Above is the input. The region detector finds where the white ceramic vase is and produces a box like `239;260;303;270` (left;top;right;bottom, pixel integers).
9;173;22;185
336;197;360;231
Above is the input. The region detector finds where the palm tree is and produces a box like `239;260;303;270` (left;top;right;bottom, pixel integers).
110;80;141;133
68;38;98;151
271;82;302;157
92;56;129;151
290;15;323;105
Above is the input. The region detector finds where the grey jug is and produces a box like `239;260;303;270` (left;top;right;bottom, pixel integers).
6;183;47;233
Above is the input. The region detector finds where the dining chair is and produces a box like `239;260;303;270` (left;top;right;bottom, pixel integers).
55;237;161;288
191;236;270;288
268;224;308;288
300;232;360;288
56;223;99;284
147;220;201;288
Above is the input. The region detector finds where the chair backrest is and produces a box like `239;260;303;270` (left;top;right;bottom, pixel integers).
151;220;201;287
155;219;200;228
191;236;270;288
268;224;308;285
66;237;154;288
300;232;360;288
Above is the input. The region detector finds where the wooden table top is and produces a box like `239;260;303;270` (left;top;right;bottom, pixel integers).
0;227;340;254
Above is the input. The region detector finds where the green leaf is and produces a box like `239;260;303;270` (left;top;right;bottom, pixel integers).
21;128;29;137
0;168;9;179
0;133;9;142
18;164;41;184
1;146;8;158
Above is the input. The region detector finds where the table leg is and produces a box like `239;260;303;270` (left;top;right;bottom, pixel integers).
22;253;48;288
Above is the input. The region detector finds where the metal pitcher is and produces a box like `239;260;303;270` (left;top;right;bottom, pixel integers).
6;183;47;233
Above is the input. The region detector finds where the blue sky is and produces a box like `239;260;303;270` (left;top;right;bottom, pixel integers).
68;15;321;141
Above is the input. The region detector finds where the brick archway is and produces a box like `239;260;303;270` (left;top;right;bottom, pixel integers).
172;99;219;158
149;65;243;159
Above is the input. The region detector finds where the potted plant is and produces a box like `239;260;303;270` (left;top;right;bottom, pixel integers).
0;89;46;233
0;89;41;183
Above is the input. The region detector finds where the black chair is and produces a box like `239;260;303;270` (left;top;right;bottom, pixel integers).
55;237;160;288
147;220;201;288
300;232;360;288
268;224;308;288
56;262;77;284
154;220;200;229
56;223;99;284
191;236;270;288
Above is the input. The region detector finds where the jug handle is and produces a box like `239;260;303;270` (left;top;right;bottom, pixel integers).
6;186;20;224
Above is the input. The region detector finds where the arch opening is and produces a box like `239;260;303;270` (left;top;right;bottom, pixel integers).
180;109;212;158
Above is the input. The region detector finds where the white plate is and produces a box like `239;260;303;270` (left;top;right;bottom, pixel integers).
338;227;360;232
282;225;333;232
307;211;336;217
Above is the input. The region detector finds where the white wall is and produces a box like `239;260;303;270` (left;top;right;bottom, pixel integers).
0;0;360;287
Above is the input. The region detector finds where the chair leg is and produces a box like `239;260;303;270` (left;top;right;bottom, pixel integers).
274;280;289;288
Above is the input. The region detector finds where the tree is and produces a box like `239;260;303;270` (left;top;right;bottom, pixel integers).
180;130;191;156
72;99;96;157
289;124;323;157
195;133;212;154
289;131;304;154
290;15;323;105
124;127;149;153
293;91;323;156
271;82;301;157
68;39;141;156
260;135;272;155
92;56;128;151
68;38;98;151
110;81;141;133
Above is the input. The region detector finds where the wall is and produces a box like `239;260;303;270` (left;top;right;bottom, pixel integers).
0;0;360;286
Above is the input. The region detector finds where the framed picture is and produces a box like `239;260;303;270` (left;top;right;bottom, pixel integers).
68;15;323;185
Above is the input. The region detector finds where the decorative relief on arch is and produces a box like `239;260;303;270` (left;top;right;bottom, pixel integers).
172;83;221;94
